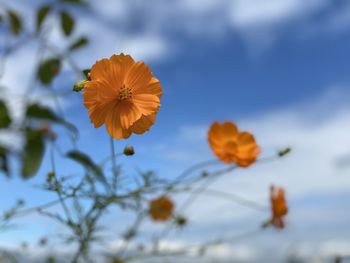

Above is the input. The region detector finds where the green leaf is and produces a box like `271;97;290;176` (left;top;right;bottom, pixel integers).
0;146;10;177
60;11;75;36
22;129;45;179
26;104;78;135
7;10;22;35
69;36;88;51
37;58;61;86
36;5;51;31
26;104;60;122
60;0;88;6
66;150;107;184
0;100;11;129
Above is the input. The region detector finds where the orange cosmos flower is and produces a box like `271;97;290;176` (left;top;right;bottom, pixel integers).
83;54;162;139
208;122;260;167
149;196;174;222
270;186;288;229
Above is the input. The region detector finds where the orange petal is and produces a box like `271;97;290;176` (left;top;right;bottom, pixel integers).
132;94;160;115
89;59;122;91
84;81;117;106
110;53;135;82
237;132;256;145
221;122;238;139
88;101;116;128
118;101;142;129
208;122;222;142
125;62;152;92
105;104;131;139
135;77;162;98
129;114;156;134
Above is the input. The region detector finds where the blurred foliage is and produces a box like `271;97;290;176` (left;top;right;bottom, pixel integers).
36;5;51;31
60;11;75;36
37;58;61;86
21;128;45;179
0;100;11;129
69;36;89;51
7;10;22;35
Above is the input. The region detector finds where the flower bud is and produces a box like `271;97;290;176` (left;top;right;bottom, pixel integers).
278;147;291;157
47;171;55;182
73;80;87;92
123;146;135;156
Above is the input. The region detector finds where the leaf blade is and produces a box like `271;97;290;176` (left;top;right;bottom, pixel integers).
7;10;22;35
22;129;45;179
0;100;11;129
69;36;88;51
26;104;78;136
66;150;107;184
36;5;51;31
0;146;10;177
60;11;75;36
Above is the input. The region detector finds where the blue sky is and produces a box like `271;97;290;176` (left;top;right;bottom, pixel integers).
0;0;350;262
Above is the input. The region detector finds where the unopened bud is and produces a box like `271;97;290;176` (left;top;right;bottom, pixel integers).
73;80;87;92
47;171;55;182
175;215;187;228
123;146;135;156
278;147;291;157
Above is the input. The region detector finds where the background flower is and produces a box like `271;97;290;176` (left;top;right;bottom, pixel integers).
208;122;260;167
149;196;174;222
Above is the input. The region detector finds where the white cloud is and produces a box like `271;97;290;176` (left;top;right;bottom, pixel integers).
87;0;339;53
2;0;347;62
229;0;328;28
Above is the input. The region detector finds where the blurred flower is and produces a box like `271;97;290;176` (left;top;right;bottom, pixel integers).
270;185;288;229
208;122;260;167
83;53;162;139
149;196;174;222
123;145;135;156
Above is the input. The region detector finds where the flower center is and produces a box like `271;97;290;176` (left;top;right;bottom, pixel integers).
118;84;133;100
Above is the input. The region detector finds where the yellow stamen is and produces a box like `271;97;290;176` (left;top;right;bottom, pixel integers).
118;84;132;100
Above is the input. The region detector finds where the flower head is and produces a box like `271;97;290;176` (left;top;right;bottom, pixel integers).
208;122;260;167
83;54;162;139
270;186;288;229
149;196;174;222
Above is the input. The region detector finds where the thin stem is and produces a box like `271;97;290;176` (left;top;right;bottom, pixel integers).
99;153;123;168
169;159;220;187
110;137;118;191
50;142;72;222
11;199;64;218
174;187;267;211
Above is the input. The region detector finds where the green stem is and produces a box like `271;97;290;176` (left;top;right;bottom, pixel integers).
50;142;71;222
110;137;118;191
